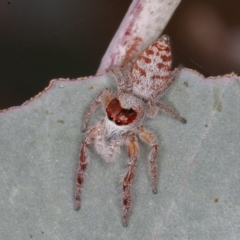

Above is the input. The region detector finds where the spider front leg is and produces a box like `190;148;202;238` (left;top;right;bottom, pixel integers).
156;101;187;124
75;125;99;210
122;135;139;227
139;128;159;194
82;88;112;131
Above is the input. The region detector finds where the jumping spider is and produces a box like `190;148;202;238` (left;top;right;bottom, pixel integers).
75;35;186;227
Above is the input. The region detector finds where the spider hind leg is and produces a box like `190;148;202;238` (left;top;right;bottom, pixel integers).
122;135;139;227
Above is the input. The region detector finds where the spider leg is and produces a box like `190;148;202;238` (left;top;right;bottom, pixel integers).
139;128;159;194
122;135;139;227
156;101;187;124
75;125;99;210
82;88;112;132
122;63;133;92
110;64;133;92
110;66;127;92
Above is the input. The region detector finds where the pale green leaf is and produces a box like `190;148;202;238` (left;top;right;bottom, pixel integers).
0;69;239;239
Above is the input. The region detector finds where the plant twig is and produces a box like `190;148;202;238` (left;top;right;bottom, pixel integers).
98;0;181;73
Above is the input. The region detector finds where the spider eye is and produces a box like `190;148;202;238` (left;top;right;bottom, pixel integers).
129;109;136;116
115;120;121;125
108;115;113;121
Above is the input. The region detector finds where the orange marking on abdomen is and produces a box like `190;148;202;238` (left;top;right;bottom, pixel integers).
151;75;161;80
139;55;151;64
157;62;167;69
161;55;171;62
134;64;146;77
152;42;167;52
146;49;154;55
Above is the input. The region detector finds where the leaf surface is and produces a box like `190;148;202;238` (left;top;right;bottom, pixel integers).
0;69;239;239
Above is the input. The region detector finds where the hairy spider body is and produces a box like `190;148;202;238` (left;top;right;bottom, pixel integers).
75;35;186;227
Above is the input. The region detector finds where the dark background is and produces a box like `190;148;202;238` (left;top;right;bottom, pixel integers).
1;0;240;109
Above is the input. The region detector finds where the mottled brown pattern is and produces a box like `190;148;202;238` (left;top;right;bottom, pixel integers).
161;54;171;62
139;55;151;64
157;62;167;70
146;49;154;55
152;41;166;52
151;75;162;80
134;63;147;77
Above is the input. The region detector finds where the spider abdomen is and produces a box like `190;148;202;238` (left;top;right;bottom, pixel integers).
132;35;172;99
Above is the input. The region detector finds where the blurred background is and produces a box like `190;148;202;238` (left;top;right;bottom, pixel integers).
1;0;240;109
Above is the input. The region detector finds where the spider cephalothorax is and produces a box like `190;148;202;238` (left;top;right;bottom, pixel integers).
75;35;186;227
